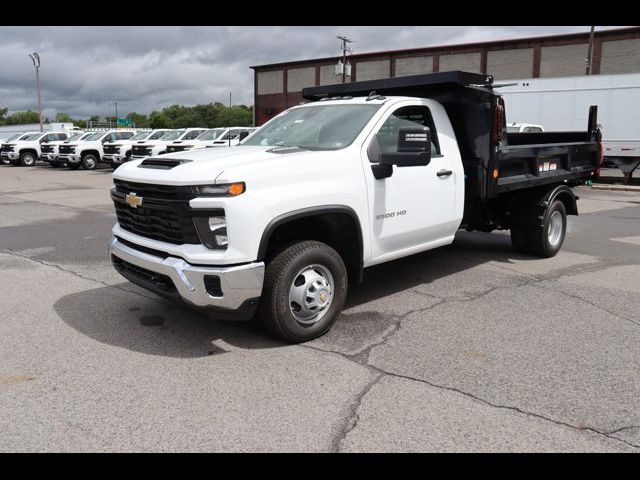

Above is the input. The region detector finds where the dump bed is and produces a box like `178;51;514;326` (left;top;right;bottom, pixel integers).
302;71;602;201
496;126;600;194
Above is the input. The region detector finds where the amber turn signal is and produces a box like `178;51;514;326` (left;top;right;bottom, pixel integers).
228;183;245;196
492;169;499;179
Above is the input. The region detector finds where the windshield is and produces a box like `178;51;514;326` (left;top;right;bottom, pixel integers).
84;132;105;141
160;130;185;141
5;133;23;141
67;133;84;141
20;133;42;141
129;131;150;141
242;104;381;150
197;129;225;141
149;130;169;140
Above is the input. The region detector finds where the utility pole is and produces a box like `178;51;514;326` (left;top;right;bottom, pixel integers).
585;26;596;75
337;35;353;83
28;53;43;132
114;100;118;126
228;92;232;146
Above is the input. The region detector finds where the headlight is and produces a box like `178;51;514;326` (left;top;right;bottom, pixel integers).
193;211;228;250
192;182;245;197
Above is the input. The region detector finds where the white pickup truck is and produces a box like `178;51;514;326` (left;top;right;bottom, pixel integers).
41;131;92;167
131;128;207;160
164;128;257;153
2;130;71;166
103;129;173;169
109;71;602;342
59;129;136;170
506;123;545;133
205;127;257;148
1;132;40;165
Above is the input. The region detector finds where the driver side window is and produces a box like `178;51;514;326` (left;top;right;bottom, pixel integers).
371;105;440;162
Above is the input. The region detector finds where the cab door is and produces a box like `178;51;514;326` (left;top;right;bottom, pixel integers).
361;101;458;263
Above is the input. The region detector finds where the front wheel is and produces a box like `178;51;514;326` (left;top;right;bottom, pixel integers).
81;153;99;170
19;151;37;167
259;241;348;343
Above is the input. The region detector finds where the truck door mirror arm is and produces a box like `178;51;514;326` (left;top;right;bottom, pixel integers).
367;134;393;179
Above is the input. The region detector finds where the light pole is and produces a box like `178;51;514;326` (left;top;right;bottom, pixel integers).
585;26;596;75
28;52;43;132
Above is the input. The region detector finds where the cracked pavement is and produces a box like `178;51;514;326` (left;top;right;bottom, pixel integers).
1;165;639;452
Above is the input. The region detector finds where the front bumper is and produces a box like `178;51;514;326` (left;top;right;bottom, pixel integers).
2;152;19;160
105;154;128;164
60;154;81;163
109;236;264;319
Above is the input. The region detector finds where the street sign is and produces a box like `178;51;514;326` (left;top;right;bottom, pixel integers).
117;118;133;127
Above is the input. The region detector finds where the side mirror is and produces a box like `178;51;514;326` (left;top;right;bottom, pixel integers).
379;126;432;167
238;131;250;142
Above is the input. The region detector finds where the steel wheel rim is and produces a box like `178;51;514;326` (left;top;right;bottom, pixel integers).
24;154;34;165
548;210;563;247
288;264;334;325
85;157;96;168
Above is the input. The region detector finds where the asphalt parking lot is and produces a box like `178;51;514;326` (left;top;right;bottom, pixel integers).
1;163;639;452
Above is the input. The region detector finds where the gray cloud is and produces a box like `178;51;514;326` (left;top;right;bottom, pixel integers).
0;26;623;119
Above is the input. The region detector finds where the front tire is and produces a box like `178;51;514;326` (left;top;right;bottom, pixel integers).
81;153;99;170
19;151;37;167
259;241;348;343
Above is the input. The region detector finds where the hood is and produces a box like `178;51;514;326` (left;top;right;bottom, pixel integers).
114;145;323;185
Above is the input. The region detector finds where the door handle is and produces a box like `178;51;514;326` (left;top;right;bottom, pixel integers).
437;169;453;177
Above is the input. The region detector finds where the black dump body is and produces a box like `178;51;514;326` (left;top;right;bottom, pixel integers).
303;71;601;229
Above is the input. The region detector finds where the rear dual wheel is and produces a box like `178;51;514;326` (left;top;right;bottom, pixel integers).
510;200;567;258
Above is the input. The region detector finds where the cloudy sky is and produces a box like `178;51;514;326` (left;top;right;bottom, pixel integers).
0;26;624;119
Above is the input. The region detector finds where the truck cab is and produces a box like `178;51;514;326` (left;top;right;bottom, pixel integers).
41;131;92;167
104;129;173;169
3;131;71;166
109;71;601;342
60;129;136;170
131;128;207;160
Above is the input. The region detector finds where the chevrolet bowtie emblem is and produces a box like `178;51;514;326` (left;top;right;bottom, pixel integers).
125;192;143;208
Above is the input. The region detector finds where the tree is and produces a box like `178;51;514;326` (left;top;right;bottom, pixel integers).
217;106;253;127
5;110;41;125
0;106;7;121
148;112;172;129
126;112;149;128
55;112;73;123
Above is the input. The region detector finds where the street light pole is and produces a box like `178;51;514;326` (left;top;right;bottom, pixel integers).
28;52;43;132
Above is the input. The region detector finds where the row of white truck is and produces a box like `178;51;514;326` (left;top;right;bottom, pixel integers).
0;126;256;170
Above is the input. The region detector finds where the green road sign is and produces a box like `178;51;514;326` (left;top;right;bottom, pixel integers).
117;118;133;127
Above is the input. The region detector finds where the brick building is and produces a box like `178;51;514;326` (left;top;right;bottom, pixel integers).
251;27;640;125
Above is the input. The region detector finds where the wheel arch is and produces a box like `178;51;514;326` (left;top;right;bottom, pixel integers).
257;205;364;284
539;184;578;216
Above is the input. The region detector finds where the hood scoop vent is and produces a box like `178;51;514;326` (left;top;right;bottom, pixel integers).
266;146;305;154
138;158;192;170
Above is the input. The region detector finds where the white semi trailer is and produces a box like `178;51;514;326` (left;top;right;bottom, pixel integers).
496;72;640;183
